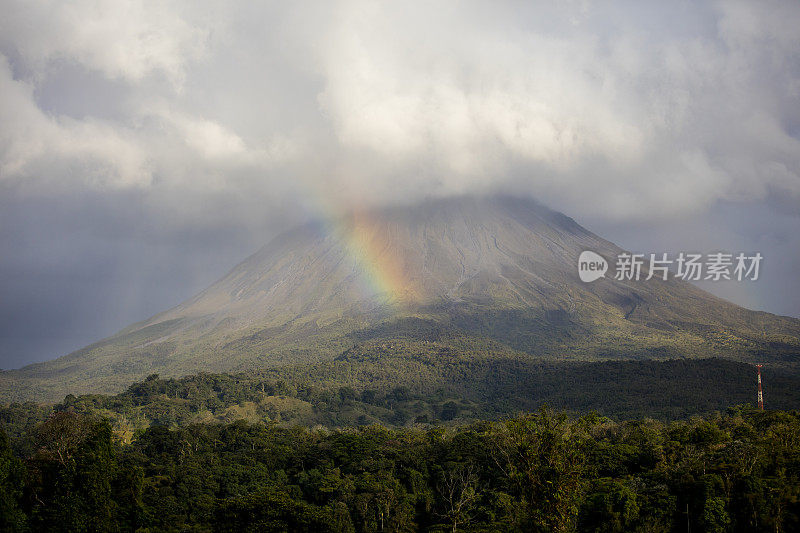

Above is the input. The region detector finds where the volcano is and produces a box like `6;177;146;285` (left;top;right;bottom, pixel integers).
3;196;799;401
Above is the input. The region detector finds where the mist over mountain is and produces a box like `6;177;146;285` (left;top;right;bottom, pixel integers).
2;196;798;402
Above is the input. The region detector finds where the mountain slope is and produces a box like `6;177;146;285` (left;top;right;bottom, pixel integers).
3;196;799;402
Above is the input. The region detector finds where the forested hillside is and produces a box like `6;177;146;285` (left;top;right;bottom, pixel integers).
3;358;799;442
4;357;798;531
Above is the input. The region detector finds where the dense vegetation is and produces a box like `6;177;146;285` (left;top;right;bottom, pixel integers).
2;407;799;532
4;358;799;441
2;357;798;531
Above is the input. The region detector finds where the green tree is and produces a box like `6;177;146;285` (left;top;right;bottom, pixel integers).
489;409;592;532
28;412;116;532
214;487;353;532
0;429;26;531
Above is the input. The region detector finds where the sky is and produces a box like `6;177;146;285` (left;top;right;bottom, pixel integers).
1;1;799;369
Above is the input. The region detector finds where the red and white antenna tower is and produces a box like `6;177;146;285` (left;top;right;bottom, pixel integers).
756;364;764;411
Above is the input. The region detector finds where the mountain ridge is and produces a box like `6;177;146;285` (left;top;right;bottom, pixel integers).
3;195;799;402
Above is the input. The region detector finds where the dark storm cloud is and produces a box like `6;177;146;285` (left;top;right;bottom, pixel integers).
1;1;799;368
0;189;288;368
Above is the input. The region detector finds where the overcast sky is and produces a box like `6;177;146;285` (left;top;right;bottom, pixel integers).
1;1;799;369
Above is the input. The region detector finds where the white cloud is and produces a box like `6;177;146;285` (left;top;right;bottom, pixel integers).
0;0;209;86
165;110;247;160
0;55;151;188
0;0;798;220
312;1;800;217
318;5;645;175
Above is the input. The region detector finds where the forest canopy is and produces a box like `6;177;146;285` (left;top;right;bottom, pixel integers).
2;406;799;532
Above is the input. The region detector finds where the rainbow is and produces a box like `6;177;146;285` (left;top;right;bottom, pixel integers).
342;207;417;302
296;189;418;307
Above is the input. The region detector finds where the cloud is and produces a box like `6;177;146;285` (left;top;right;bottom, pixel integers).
0;55;151;188
318;2;645;173
0;0;209;86
316;1;800;217
1;0;798;220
